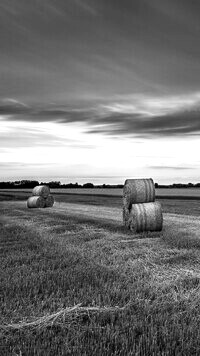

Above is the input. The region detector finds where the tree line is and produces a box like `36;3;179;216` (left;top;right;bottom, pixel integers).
0;180;123;189
0;180;200;189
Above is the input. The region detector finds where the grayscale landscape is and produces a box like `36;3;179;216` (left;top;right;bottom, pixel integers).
1;0;200;355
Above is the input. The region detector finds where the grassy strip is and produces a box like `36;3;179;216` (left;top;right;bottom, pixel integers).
1;208;200;354
1;191;200;217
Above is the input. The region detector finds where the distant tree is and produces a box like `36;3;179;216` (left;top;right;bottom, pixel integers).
48;181;61;188
20;180;39;188
172;183;184;188
102;184;112;188
83;183;94;188
14;181;21;185
61;182;82;188
0;181;14;189
188;183;194;187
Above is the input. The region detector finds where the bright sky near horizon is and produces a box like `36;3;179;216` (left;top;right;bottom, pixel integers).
1;0;200;184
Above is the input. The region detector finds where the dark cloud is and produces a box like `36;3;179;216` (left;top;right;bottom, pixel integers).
1;98;200;138
0;107;89;124
102;110;200;138
1;1;200;102
87;111;200;138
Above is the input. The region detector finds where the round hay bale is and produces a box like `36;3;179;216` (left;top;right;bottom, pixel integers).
123;206;130;227
27;196;46;208
127;201;163;232
32;185;50;198
44;195;54;208
123;178;155;209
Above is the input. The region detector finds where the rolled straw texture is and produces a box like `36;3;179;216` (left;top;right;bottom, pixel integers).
32;185;50;198
27;196;46;208
123;207;130;227
127;201;163;232
123;178;155;209
44;195;54;208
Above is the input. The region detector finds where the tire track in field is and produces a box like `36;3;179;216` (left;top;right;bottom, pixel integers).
55;202;200;239
1;200;200;240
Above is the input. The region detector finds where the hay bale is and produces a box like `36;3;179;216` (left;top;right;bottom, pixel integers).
32;185;50;198
127;201;163;232
123;178;155;209
27;196;46;208
123;206;130;226
44;195;54;208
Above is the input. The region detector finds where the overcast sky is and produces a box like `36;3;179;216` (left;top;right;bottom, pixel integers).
1;0;200;184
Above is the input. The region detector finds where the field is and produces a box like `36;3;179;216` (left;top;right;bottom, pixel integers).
1;190;200;355
1;187;200;198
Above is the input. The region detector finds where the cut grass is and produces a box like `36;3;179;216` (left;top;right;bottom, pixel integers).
1;201;200;355
1;189;200;216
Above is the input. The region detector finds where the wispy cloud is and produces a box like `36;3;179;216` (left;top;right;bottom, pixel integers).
0;162;53;168
149;165;196;170
1;92;200;138
2;98;29;107
73;0;98;15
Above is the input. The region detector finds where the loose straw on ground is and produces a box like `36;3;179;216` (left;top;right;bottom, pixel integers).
0;303;129;334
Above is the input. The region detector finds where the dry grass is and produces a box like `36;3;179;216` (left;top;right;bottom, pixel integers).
1;303;128;334
1;187;200;197
1;198;200;354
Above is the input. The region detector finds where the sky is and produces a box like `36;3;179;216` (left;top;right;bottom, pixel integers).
1;0;200;184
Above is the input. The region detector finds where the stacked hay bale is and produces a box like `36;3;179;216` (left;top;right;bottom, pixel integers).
123;178;163;232
27;185;54;208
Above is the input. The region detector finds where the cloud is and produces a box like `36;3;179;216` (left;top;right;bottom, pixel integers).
1;0;200;104
0;162;52;168
149;165;196;170
90;109;200;138
1;92;200;138
73;0;98;15
2;98;28;106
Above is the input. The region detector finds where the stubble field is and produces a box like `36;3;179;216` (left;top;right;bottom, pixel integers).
0;190;200;355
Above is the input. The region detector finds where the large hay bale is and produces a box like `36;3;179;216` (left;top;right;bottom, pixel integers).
44;195;54;208
123;178;155;209
123;206;130;226
27;196;46;208
32;185;50;198
127;201;163;232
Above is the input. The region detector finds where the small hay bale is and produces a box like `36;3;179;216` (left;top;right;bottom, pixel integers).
127;201;163;232
123;178;155;209
44;195;54;208
32;185;50;198
27;196;46;208
123;206;130;226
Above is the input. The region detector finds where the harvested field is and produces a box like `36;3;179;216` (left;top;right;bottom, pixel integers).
1;187;200;198
0;193;200;354
0;189;200;216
